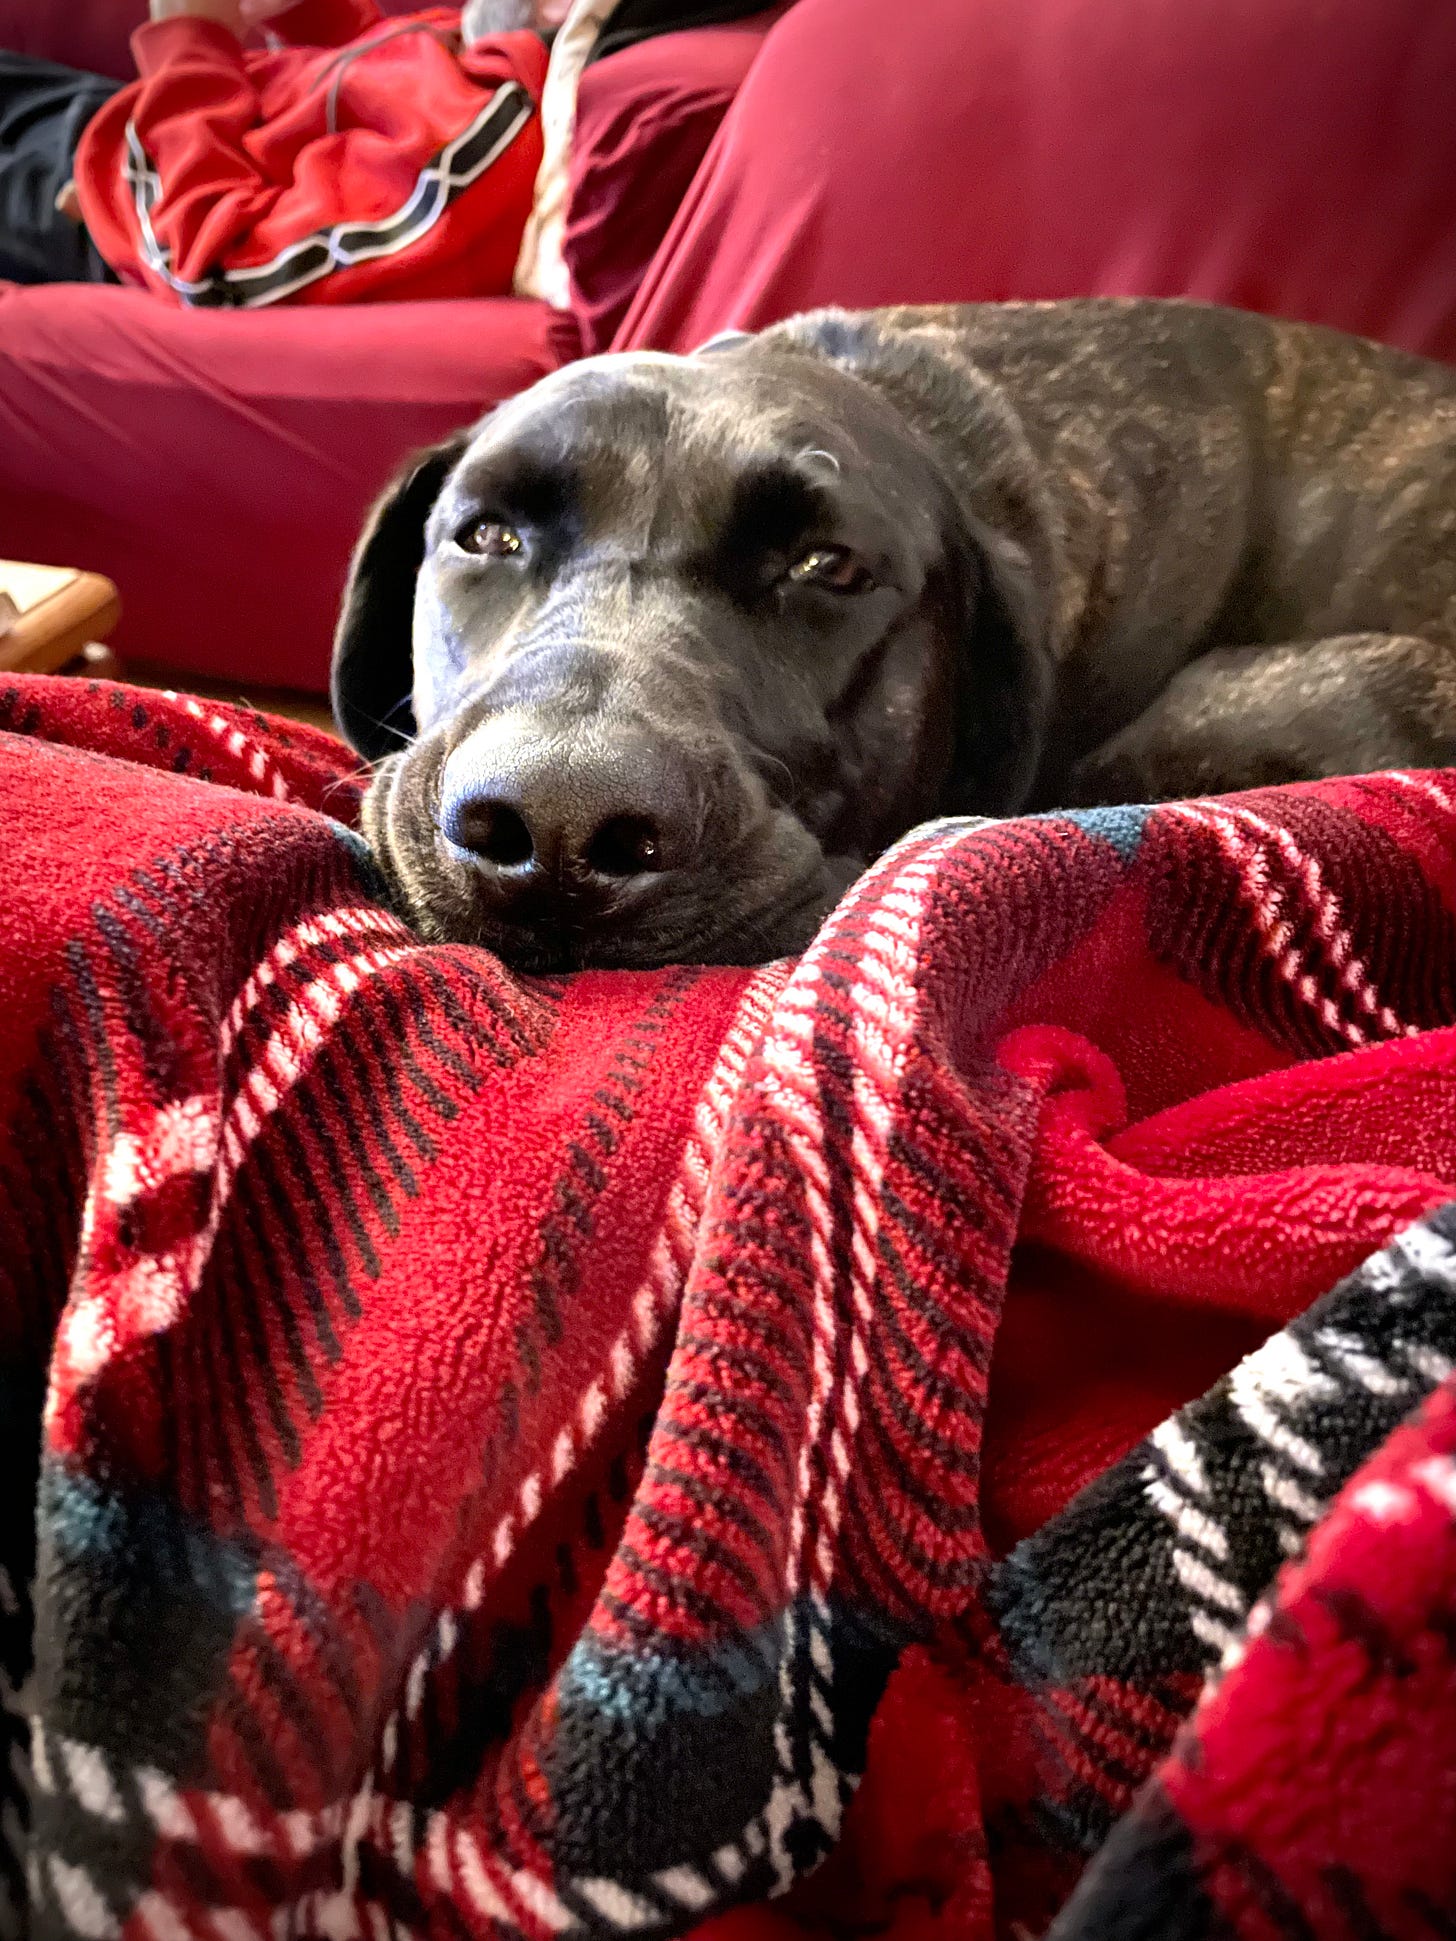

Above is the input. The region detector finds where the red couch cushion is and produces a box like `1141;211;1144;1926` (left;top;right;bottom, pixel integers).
0;282;576;689
619;0;1456;362
563;6;783;355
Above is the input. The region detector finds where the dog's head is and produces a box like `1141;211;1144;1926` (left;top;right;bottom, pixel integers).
334;323;1049;970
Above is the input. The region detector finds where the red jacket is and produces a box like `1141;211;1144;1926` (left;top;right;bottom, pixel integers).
75;0;549;307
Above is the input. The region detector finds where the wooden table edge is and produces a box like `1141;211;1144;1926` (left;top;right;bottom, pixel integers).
0;571;123;677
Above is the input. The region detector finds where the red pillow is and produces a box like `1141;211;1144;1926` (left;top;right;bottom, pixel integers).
563;5;785;356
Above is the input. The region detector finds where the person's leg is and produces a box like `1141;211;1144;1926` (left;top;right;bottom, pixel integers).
0;52;122;284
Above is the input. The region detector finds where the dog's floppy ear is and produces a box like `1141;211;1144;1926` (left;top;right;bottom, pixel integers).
331;434;468;761
941;510;1057;817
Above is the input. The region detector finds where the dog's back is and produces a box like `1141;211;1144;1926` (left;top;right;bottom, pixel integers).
769;298;1456;766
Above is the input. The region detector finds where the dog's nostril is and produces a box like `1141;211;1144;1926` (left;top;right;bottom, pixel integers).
452;800;534;868
587;814;665;877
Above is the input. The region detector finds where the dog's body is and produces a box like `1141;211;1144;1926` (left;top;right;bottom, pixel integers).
335;298;1456;969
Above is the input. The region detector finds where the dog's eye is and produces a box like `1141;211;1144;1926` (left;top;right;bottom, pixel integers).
786;546;874;593
455;519;524;558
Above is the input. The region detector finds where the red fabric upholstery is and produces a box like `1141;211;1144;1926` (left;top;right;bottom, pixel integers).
0;282;576;689
0;0;147;81
563;7;783;355
619;0;1456;361
0;0;418;76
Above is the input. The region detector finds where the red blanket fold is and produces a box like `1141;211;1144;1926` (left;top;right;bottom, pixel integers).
2;673;1454;1941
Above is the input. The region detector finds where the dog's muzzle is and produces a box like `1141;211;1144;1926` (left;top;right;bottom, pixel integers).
436;708;709;954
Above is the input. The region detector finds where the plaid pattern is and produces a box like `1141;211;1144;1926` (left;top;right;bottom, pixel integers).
1047;1218;1456;1940
983;1206;1456;1937
1;673;1455;1941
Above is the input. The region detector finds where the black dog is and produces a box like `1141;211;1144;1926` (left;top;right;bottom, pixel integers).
333;298;1456;971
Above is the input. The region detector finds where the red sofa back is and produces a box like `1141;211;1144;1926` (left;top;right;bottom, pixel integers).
620;0;1456;363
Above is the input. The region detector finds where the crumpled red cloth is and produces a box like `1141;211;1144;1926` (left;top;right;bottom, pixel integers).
1;671;1454;1941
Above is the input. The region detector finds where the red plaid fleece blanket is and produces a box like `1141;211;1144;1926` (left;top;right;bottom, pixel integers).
2;672;1455;1941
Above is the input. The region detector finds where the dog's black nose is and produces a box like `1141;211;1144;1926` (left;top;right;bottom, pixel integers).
438;722;698;916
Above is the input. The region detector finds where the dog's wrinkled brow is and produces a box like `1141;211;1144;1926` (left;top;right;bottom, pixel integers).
454;450;580;529
719;464;832;558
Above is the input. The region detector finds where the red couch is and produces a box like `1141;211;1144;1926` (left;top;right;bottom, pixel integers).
3;0;1455;693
